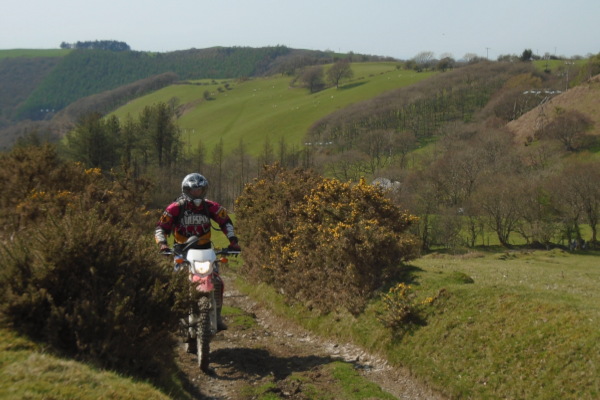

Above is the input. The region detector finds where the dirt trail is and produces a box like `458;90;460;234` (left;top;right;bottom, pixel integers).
174;274;446;400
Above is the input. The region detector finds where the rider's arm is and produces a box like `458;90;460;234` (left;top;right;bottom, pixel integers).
205;201;238;245
155;202;181;248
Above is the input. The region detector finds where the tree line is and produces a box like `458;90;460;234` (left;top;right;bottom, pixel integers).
56;100;315;209
60;40;131;51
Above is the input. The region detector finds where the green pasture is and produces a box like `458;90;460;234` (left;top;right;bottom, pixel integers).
235;249;600;399
533;58;588;72
0;49;71;59
111;63;434;157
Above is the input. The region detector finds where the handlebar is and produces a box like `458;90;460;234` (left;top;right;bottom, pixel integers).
159;247;241;257
216;248;241;257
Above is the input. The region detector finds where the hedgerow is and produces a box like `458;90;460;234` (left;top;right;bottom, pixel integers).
235;164;420;315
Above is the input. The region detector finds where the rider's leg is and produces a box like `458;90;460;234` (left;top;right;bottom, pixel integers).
213;274;227;331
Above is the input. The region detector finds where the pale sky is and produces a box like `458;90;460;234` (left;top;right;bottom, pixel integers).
2;0;599;60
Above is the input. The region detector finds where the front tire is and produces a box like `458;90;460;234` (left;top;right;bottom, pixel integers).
197;295;212;372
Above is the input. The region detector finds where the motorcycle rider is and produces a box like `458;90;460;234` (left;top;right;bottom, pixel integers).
155;173;240;333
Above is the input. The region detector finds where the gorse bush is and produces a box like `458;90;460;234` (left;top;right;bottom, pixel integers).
0;211;184;376
233;164;322;284
0;144;189;380
236;164;420;315
0;144;156;234
377;283;425;336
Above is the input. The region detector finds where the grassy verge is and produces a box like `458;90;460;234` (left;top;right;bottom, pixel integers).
0;329;177;400
233;249;600;399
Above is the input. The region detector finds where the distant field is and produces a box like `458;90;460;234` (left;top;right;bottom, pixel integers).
532;58;588;72
0;49;71;59
112;62;435;156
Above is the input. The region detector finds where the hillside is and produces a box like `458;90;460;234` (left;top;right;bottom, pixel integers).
111;63;433;156
0;47;393;149
507;73;600;144
0;56;62;123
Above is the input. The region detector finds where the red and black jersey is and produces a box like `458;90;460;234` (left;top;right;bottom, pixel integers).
155;198;235;248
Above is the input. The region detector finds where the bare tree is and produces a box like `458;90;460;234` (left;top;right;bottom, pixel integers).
553;161;600;244
299;65;325;93
326;59;353;88
392;130;417;169
211;138;224;202
473;174;524;247
538;108;593;151
413;51;435;71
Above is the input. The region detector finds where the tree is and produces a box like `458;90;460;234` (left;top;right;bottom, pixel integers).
326;59;354;88
520;49;533;62
211;138;224;202
474;175;524;247
514;174;558;247
65;112;120;170
554;161;600;244
436;57;455;72
539;108;592;151
139;102;181;168
120;114;139;170
299;65;325;93
391;130;417;169
413;51;435;71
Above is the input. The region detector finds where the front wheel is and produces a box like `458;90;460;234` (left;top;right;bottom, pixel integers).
197;296;212;372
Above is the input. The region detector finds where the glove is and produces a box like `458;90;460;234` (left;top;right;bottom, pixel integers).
159;243;170;253
227;236;241;252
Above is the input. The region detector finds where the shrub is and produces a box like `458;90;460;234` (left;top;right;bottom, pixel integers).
234;164;322;285
0;145;157;235
0;144;186;380
0;208;186;378
236;164;420;315
378;285;450;336
378;283;422;332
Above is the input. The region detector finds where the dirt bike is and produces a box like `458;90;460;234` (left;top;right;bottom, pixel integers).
161;236;240;374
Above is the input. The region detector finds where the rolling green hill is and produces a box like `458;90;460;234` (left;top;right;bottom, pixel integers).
112;63;434;156
0;47;396;149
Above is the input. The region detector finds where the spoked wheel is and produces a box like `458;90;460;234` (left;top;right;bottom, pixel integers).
197;296;213;374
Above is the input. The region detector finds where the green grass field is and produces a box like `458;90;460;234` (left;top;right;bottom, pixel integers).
111;63;434;156
533;58;588;72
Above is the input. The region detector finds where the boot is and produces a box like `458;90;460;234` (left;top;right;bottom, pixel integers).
216;306;228;331
214;274;227;331
186;337;197;354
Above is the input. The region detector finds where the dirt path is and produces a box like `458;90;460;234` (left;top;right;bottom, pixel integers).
174;274;446;400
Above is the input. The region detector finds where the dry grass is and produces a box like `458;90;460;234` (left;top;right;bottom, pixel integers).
507;74;600;144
